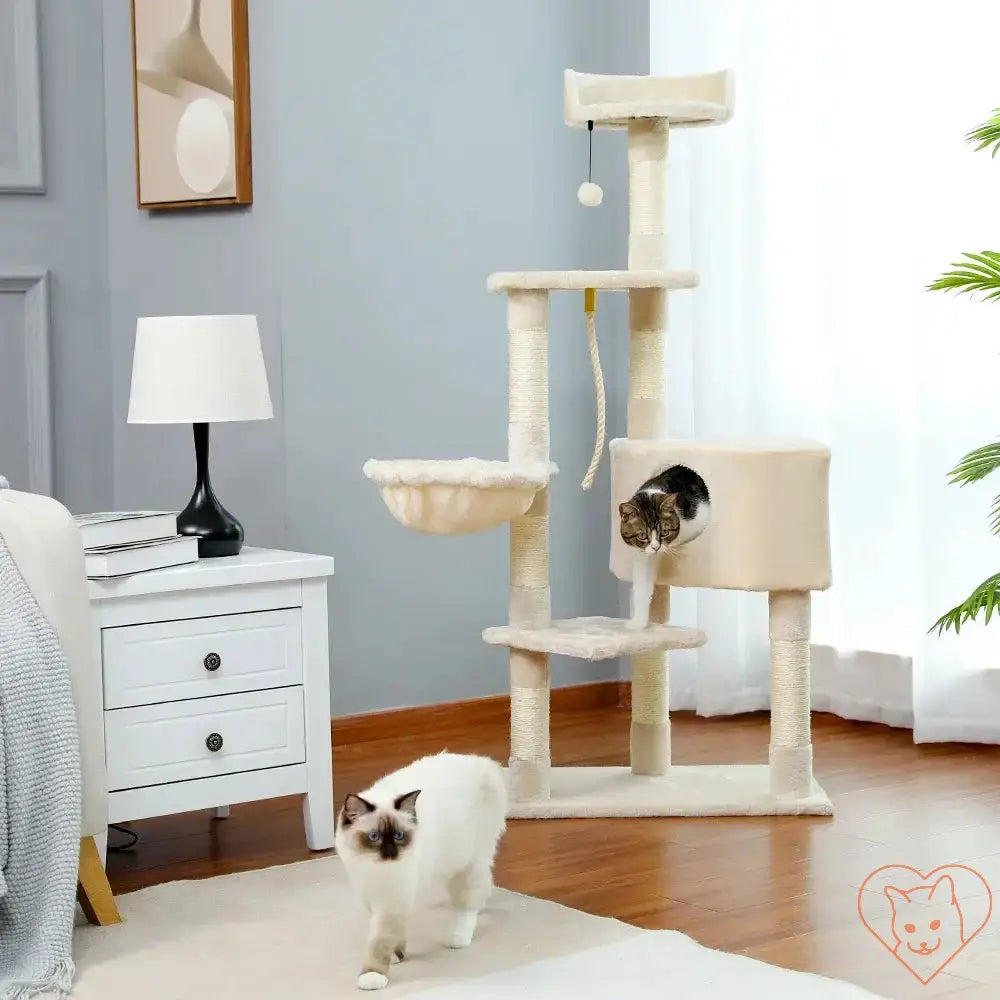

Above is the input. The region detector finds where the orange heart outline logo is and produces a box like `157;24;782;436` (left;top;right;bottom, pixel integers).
857;864;993;984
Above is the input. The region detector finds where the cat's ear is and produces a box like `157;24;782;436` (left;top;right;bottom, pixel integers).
928;875;957;905
619;501;637;518
393;789;420;818
884;885;909;907
658;492;678;510
341;793;375;824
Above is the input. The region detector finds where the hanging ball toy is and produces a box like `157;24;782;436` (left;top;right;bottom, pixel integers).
577;181;603;206
577;120;602;208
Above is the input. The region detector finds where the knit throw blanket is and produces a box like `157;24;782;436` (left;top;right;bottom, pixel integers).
0;531;81;998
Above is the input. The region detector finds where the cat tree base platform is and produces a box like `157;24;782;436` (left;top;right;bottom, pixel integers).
503;765;833;819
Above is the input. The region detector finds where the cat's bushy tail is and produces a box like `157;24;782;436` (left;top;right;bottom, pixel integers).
474;756;508;861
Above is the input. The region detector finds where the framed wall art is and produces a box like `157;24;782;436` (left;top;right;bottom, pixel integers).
130;0;252;209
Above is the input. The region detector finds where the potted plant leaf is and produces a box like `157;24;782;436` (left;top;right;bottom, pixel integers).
928;108;1000;634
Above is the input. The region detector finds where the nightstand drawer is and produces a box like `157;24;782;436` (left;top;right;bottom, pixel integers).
102;608;303;709
104;687;306;790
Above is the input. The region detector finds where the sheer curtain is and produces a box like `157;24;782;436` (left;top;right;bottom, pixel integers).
651;0;1000;741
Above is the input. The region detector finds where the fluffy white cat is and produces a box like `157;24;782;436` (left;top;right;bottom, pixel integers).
334;751;507;991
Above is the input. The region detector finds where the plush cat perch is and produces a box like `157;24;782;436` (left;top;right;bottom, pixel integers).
363;458;555;535
364;66;835;819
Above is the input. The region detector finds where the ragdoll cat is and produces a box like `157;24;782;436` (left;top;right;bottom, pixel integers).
619;464;710;630
335;751;507;991
885;874;966;978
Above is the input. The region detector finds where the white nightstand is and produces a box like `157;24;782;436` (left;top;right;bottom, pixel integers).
88;547;335;850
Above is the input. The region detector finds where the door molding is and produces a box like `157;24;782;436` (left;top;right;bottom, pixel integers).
0;269;53;494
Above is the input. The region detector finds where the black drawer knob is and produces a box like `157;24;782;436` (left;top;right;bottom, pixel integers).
205;732;224;753
204;652;221;671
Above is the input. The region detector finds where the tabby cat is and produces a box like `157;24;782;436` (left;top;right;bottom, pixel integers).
619;464;710;629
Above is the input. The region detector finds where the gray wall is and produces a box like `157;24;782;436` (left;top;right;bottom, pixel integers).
276;0;649;713
0;0;113;512
4;0;648;715
101;0;287;548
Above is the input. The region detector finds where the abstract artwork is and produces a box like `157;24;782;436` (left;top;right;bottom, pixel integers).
130;0;252;209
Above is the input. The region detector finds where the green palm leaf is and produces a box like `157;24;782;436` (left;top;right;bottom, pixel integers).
929;572;1000;634
947;441;1000;486
967;108;1000;156
928;251;1000;299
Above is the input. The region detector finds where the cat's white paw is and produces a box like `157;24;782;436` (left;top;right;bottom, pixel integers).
446;911;477;948
357;971;389;990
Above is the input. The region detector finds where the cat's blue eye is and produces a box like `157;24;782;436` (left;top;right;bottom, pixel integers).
367;830;379;842
393;831;405;843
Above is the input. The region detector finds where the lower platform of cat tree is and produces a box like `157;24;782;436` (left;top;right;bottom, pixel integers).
483;616;705;661
502;765;833;818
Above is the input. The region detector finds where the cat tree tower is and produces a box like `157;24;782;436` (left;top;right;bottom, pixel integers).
364;68;833;818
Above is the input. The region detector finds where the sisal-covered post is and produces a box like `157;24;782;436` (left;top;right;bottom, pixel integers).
630;584;670;774
507;289;551;800
626;118;672;775
626;118;668;440
628;289;666;440
509;647;550;799
507;289;550;468
628;118;668;270
768;590;813;797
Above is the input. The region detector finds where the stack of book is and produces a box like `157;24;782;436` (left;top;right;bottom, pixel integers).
75;511;199;579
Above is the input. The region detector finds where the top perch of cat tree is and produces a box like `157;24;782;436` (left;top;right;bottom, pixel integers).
564;69;734;128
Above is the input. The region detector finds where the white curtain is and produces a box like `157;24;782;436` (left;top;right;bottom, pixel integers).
651;0;1000;741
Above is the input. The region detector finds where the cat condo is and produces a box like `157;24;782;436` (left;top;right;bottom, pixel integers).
364;68;833;818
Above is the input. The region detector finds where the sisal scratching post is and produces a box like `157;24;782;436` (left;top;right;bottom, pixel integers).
509;648;550;799
507;289;550;469
507;289;551;800
628;289;666;440
626;118;671;777
627;119;668;270
630;584;670;774
626;119;668;440
768;590;813;797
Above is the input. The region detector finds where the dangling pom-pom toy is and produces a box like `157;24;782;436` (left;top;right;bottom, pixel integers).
577;120;603;207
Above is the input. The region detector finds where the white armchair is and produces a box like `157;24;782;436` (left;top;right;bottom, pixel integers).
0;488;119;924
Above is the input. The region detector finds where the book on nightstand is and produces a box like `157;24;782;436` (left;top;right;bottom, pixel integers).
83;535;199;579
74;510;179;550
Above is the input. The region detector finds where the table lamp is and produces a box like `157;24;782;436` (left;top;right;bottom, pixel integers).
127;314;273;558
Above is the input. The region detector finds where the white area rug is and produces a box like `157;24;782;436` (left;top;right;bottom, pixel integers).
69;855;885;998
421;931;885;999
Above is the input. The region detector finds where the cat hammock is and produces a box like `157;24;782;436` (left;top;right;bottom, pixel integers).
363;67;834;818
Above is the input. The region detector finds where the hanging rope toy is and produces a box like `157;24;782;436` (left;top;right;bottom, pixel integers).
581;287;606;490
577;120;603;207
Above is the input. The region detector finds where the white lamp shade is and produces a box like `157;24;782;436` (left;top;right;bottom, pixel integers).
127;314;274;424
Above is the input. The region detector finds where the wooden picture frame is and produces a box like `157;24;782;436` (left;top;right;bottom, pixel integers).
130;0;252;210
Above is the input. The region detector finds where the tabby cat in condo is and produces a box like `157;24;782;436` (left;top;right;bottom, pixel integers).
619;464;710;630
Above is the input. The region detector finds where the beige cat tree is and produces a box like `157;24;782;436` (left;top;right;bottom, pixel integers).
364;69;833;818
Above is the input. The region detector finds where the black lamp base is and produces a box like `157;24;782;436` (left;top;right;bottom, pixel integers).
178;422;244;558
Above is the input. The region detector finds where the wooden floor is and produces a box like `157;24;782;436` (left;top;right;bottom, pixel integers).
106;704;1000;998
